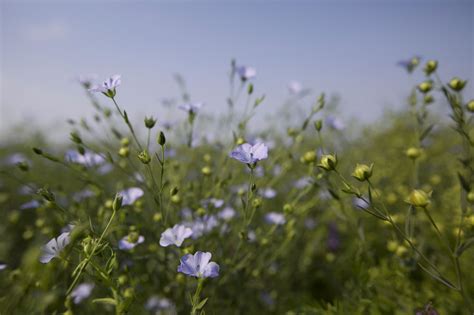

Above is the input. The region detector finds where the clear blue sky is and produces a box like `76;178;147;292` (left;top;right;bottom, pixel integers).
1;0;473;139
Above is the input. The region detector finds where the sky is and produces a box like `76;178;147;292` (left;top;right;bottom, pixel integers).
0;0;473;141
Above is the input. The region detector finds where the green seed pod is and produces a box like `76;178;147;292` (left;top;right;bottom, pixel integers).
352;163;373;182
158;131;166;146
318;154;337;171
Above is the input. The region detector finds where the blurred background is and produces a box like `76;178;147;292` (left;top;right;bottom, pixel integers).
1;0;472;141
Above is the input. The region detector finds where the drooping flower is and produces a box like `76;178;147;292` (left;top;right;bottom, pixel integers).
71;283;94;304
118;233;145;251
88;75;121;98
177;251;220;278
39;232;71;263
264;212;286;225
230;143;268;165
236;65;256;81
178;102;203;114
119;187;144;206
159;224;193;247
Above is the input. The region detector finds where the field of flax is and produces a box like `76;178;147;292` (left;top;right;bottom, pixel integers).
0;58;473;314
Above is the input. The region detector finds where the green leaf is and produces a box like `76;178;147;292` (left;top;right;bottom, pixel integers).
195;297;209;310
419;124;435;141
456;237;474;256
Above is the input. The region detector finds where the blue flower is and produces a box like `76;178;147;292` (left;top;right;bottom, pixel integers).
236;65;256;81
159;224;193;247
178;102;203;114
119;187;144;206
65;150;105;166
264;212;286;225
177;251;219;278
39;232;71;263
230;143;268;164
325;115;345;131
118;234;145;251
89;75;121;97
71;283;94;304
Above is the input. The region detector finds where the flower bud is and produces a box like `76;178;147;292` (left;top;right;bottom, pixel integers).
201;166;212;176
236;137;245;145
158;131;166;146
423;94;434;105
314;120;323;131
301;151;317;164
247;83;254;95
252;198;262;208
113;193;123;211
466;99;474;113
352;163;373;181
137;150;151;164
423;60;438;75
467;191;474;204
120;137;130;146
119;147;129;158
70;131;82;144
170;186;179;196
318;154;337;171
153;213;162;222
406;147;422;160
144;116;157;129
417;81;433;94
37;187;55;202
406;189;431;207
448;77;467;91
171;195;180;204
17;161;29;172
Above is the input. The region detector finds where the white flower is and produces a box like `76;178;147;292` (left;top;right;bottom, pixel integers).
159;224;193;247
39;232;71;263
71;283;94;304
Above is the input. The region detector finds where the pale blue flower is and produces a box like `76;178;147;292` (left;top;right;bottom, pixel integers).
4;153;29;166
177;251;220;278
118;235;145;251
89;74;121;95
236;65;256;81
218;207;236;221
159;224;193;247
145;296;174;311
20;199;41;210
71;283;94;304
65;150;105;166
179;102;203;114
260;187;277;199
39;232;70;263
0;262;7;270
288;81;302;95
202;198;224;209
352;197;369;210
230;143;268;164
119;187;144;206
325;115;345;131
264;212;286;225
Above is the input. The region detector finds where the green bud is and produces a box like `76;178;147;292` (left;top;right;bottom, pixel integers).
120;137;130;147
144;116;157;129
406;189;431;208
314;120;323;131
137;150;151;164
406;147;422;160
17;161;29;172
301;151;317;164
448;77;467;91
158;131;166;146
352;163;373;181
170;186;179;196
118;147;129;158
318;154;337;171
423;94;434;105
113;193;123;211
466;100;474;113
417;81;433;94
248;83;254;95
70;131;82;144
37;187;55;202
423;60;438;75
33;147;43;155
201;166;212;176
252;198;262;208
